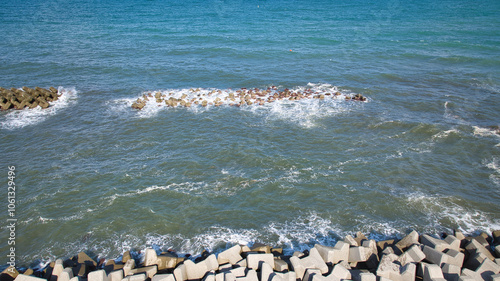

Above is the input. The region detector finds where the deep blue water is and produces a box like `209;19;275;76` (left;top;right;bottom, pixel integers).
0;0;499;267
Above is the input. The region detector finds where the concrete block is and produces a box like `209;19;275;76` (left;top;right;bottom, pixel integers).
361;240;378;256
121;273;146;281
476;258;500;280
354;231;368;246
293;251;305;258
143;249;158;267
128;266;157;278
218;245;243;265
377;240;395;253
151;274;174;281
77;252;97;267
251;243;272;254
348;246;370;263
493;230;500;245
246;253;274;270
122;260;135;277
274;259;288;271
184;254;219;280
444;235;461;251
202;272;215;281
59;268;74;281
441;263;461;281
173;264;187;281
465;239;495;261
69;277;79;281
376;254;400;280
495;247;500;259
423;264;444;281
88;270;109;281
421;234;450;252
423;245;449;266
460;268;481;280
490;273;500;281
344;235;358;246
230;267;246;278
157;254;184;270
302;269;321;281
14;276;46;281
241;246;251;253
464;252;488;271
330;263;351;280
235;259;247;268
107;270;123;281
444;249;465;268
261;263;295;281
289;248;328;280
235;269;258;281
401;263;416;281
398;244;426;265
218;263;232;271
52;259;64;278
315;242;350;264
396;230;420;250
454;230;466;241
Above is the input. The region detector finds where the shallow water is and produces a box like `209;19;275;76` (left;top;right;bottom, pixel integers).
0;0;499;267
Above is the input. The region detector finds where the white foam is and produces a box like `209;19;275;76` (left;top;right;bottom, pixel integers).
431;129;459;141
0;87;78;130
405;192;500;235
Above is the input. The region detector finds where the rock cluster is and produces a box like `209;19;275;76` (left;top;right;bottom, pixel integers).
3;230;500;281
131;87;367;110
0;87;61;110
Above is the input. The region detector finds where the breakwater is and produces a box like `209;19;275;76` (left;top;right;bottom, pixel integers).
131;87;367;110
0;87;61;110
2;230;500;281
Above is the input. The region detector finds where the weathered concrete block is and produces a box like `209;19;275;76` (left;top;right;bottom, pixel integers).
421;235;450;252
354;231;368;246
490;273;500;281
444;249;465;268
396;230;420;250
400;263;416;281
235;259;247;268
122;260;135;277
344;235;358;247
173;264;187;281
251;243;272;254
157;254;183;270
330;263;351;280
314;241;349;264
302;269;321;281
423;264;444;281
58;268;74;281
260;263;295;281
376;254;400;281
423;245;449;266
184;254;219;280
128;266;157;278
143;249;158;267
460;268;481;280
246;253;274;270
273;259;288;271
88;270;109;281
464;252;488;271
476;258;500;280
361;240;378;256
289;248;328;280
107;270;123;281
495;247;500;259
465;239;495;261
121;273;146;281
348;246;370;263
444;235;461;251
52;259;64;278
398;244;426;266
441;263;461;281
77;252;97;267
218;245;242;265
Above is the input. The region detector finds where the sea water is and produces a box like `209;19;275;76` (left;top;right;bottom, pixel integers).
0;0;499;266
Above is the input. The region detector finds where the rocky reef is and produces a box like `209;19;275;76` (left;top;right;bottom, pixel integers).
131;87;367;110
0;87;61;110
2;229;500;281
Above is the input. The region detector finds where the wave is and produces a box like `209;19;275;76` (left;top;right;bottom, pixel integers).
0;87;77;130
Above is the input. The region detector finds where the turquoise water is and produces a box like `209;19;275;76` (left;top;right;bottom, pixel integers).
1;0;499;267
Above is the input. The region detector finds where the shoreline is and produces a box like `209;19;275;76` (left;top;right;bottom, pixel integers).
2;229;500;281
